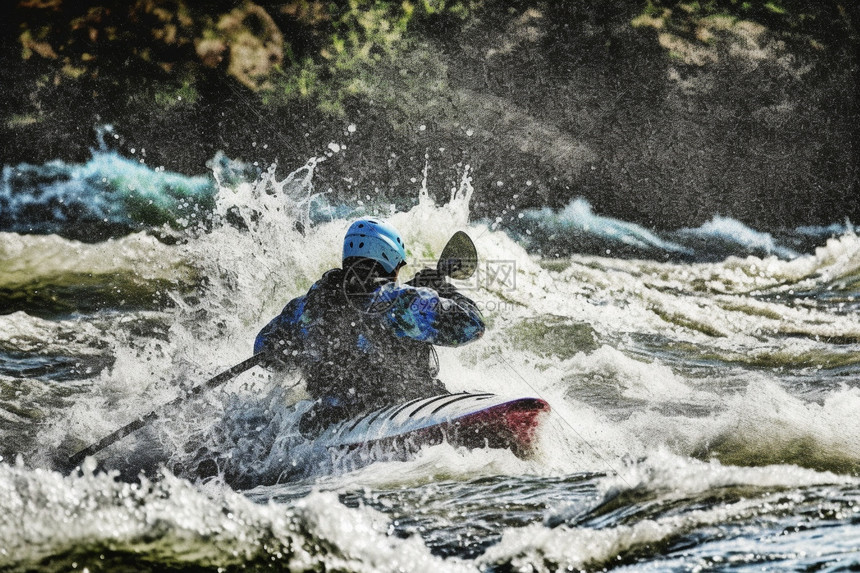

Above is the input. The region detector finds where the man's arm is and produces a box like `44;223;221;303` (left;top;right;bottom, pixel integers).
372;279;485;346
254;296;305;368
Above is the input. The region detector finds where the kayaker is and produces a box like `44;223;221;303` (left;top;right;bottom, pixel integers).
254;218;485;437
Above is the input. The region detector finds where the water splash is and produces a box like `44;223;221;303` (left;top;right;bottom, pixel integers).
0;462;467;572
511;198;692;259
0;152;216;241
678;214;799;259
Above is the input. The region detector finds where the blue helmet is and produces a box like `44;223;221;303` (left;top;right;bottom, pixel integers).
342;218;407;273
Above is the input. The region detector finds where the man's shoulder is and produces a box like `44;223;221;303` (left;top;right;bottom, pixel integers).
305;268;344;294
278;269;342;311
317;268;344;285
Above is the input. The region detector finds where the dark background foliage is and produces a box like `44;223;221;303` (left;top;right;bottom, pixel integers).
2;0;858;229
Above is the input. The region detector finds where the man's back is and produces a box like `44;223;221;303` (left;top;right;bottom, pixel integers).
255;267;483;431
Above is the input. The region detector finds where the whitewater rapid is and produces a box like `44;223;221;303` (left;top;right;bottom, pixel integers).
1;149;859;570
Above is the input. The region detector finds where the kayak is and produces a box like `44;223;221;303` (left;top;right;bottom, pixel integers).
315;392;551;459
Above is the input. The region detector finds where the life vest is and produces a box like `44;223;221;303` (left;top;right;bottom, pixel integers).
296;269;442;414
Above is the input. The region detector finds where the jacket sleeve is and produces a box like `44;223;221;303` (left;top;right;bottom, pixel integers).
253;296;305;366
371;282;485;346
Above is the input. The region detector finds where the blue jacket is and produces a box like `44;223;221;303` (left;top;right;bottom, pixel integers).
254;268;484;413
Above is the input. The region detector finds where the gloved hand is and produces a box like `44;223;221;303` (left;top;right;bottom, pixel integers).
408;268;446;290
257;341;294;371
436;257;464;278
408;268;466;301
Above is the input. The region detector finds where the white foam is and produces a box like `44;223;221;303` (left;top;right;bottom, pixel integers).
0;463;472;572
520;198;691;253
601;449;854;499
479;494;780;571
560;345;710;403
479;450;854;571
681;215;799;258
0;231;191;286
706;380;860;466
319;441;544;490
0;311;107;356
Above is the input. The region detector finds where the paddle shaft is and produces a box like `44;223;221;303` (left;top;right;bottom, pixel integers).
68;353;265;467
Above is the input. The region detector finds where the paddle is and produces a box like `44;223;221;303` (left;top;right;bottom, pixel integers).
437;230;477;280
68;231;478;467
68;353;266;467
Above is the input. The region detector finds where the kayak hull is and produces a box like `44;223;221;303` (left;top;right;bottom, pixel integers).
316;392;551;459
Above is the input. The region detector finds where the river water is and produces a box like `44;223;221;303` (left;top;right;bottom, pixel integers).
1;145;859;571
